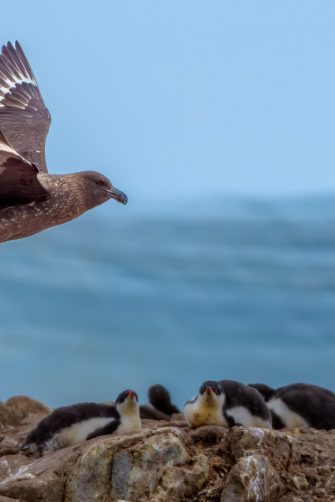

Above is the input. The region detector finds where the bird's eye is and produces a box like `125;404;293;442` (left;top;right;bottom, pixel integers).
95;180;105;187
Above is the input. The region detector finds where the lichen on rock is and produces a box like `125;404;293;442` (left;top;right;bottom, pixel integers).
220;454;283;502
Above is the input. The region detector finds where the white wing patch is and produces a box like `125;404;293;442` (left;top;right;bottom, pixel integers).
226;406;271;428
0;76;36;108
268;398;309;428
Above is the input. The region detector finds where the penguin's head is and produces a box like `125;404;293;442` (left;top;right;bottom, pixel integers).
116;389;139;416
199;381;223;404
183;381;226;427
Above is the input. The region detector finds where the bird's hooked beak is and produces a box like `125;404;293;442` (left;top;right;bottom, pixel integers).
205;386;213;396
106;187;128;205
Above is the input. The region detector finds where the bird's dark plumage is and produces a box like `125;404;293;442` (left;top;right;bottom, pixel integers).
0;41;127;243
21;390;141;454
0;41;50;172
218;380;271;423
139;384;180;420
0;130;48;207
248;383;275;402
268;383;335;430
22;402;119;454
86;419;119;440
184;379;272;428
148;384;180;416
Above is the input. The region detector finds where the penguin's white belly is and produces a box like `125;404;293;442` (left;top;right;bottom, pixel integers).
58;417;114;446
268;398;309;428
184;402;228;427
117;415;141;435
226;406;271;428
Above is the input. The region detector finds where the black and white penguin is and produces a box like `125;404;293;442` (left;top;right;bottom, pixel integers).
266;383;335;430
248;383;276;402
184;380;272;429
140;384;181;420
21;389;141;455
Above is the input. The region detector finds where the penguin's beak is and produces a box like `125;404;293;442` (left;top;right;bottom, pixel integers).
205;387;213;395
127;390;136;400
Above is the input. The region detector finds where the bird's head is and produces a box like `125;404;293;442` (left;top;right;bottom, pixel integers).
183;381;225;427
76;171;128;209
199;381;222;397
115;389;139;416
198;381;224;406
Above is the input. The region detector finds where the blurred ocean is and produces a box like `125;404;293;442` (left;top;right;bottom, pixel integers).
0;196;335;408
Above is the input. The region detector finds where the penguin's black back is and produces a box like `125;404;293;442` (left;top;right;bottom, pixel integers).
148;384;180;416
218;380;270;420
24;403;119;447
248;383;276;402
139;405;170;420
271;383;335;430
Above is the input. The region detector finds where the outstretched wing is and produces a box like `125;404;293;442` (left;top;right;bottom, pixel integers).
0;129;49;208
0;41;51;172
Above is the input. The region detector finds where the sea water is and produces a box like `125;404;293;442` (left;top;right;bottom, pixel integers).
0;200;334;407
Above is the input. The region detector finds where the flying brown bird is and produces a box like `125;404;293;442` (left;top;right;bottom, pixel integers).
0;41;127;244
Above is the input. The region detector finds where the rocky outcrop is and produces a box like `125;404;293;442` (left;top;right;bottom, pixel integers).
0;396;50;430
0;396;335;501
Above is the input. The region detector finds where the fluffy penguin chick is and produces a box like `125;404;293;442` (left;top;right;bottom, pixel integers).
248;383;276;402
139;384;180;420
184;380;271;429
184;381;227;427
267;383;335;430
21;390;141;455
149;384;180;415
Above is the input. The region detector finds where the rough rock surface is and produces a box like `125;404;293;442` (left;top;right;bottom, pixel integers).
0;396;335;501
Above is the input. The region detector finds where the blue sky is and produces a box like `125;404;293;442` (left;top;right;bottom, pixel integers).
2;1;335;203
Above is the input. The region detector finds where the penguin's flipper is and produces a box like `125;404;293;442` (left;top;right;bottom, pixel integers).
86;420;119;440
139;405;169;420
148;384;180;416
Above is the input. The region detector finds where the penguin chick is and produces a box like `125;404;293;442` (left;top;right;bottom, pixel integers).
139;384;180;420
184;381;227;428
218;380;272;428
148;384;180;416
21;389;141;455
139;405;170;421
184;380;272;429
248;383;276;402
267;383;335;430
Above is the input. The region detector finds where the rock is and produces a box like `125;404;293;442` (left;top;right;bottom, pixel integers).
0;397;335;501
0;496;24;502
0;396;50;430
111;432;208;501
0;447;81;502
220;454;283;502
0;407;17;430
65;428;208;502
4;396;50;418
292;474;309;490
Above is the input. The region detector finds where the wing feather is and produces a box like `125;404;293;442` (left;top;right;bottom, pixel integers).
0;41;51;172
0;129;49;208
